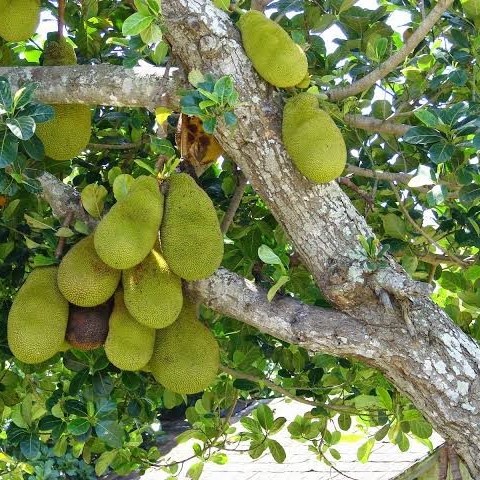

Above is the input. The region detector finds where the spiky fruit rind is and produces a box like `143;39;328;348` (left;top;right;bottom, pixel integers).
123;249;183;329
149;300;219;394
160;173;223;281
0;0;40;42
36;104;91;160
66;302;111;350
43;37;77;66
8;267;68;364
462;0;480;18
58;235;121;307
94;176;164;270
282;93;347;184
105;290;155;371
237;10;308;88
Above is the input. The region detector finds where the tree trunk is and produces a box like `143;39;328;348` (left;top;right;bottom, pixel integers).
2;0;479;474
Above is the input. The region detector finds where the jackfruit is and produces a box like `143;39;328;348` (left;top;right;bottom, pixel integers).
104;290;155;371
149;300;219;394
0;0;40;42
42;37;77;66
462;0;480;19
58;235;121;307
7;267;69;364
36;36;92;160
282;93;347;184
123;247;183;329
66;301;111;350
94;176;164;269
160;173;223;280
237;10;308;88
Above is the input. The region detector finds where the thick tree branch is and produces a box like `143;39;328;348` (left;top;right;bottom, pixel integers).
328;0;454;101
344;114;410;136
0;65;180;110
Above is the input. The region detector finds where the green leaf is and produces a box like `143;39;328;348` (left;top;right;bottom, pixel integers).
67;418;91;435
414;109;439;128
258;244;283;266
410;419;432;439
267;439;286;463
214;76;234;104
95;420;123;448
376;387;393;411
38;415;63;431
187;461;204;480
240;417;262;434
95;449;118;476
113;174;134;201
0;77;13;111
152;41;169;64
22;134;44;161
122;12;155;36
20;434;40;460
255;404;274;430
13;83;37;110
428;142;454;164
6;116;35;140
210;452;228;465
269;416;287;434
65;399;88;417
459;184;480;204
188;69;205;87
29;104;54;124
0;132;19;167
267;275;290;302
357;438;375;463
338;413;351;431
403;127;443;145
382;213;406;239
426;185;447;206
81;183;107;218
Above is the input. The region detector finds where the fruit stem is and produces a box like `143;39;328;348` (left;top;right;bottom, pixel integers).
58;0;66;39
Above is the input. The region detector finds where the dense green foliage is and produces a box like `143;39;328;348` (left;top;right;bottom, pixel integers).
0;0;479;477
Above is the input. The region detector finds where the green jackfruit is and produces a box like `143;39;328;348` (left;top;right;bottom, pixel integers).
7;267;69;364
462;0;480;19
43;37;77;66
66;301;112;350
36;36;92;160
237;10;308;88
0;0;40;42
35;102;91;161
123;247;183;328
104;290;155;371
58;235;121;307
160;173;223;281
94;176;164;269
282;93;347;184
149;300;219;394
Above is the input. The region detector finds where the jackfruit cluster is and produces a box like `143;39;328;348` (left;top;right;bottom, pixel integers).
282;93;347;184
36;37;92;160
0;0;40;42
237;10;308;88
7;174;222;395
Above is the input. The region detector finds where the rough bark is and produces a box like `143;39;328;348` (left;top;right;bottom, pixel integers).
1;0;479;474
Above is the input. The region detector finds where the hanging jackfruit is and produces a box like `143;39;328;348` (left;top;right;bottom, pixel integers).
0;0;40;42
104;290;155;371
94;176;164;269
123;247;183;329
149;300;219;394
237;10;308;88
7;267;69;364
160;173;223;280
282;93;347;184
66;301;111;350
36;36;91;160
57;235;121;307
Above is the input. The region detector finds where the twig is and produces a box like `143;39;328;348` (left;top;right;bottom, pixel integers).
54;211;74;259
58;0;65;38
344;114;410;136
448;444;463;480
347;165;415;186
337;177;374;207
328;0;454;101
418;252;474;267
220;365;375;415
251;0;271;11
438;443;448;480
221;171;247;234
87;142;142;150
390;183;468;267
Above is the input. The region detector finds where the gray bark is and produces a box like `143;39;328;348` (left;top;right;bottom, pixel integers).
1;0;479;474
